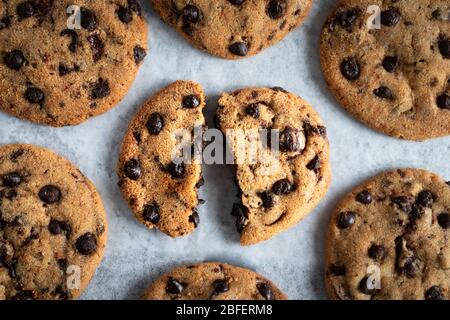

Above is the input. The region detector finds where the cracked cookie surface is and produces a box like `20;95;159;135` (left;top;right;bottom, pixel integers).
151;0;312;59
320;0;450;140
117;81;206;238
143;262;287;300
326;169;450;300
0;0;148;126
216;87;331;245
0;144;107;300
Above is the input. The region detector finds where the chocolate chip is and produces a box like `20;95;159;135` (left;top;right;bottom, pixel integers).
373;86;394;100
416;190;434;208
48;220;63;235
228;0;245;5
381;8;401;26
280;127;301;152
143;202;160;224
409;203;425;220
368;245;387;261
182;4;200;23
80;7;97;31
356;190;373;204
272;179;293;195
60;29;79;53
438;37;450;59
17;1;34;19
128;0;141;14
75;233;97;255
382;56;399;73
2;172;22;187
39;185;61;204
57;258;68;271
304;123;327;137
245;104;260;118
189;211;200;227
267;0;286;19
231;203;248;233
58;64;70;76
0;16;11;29
166;278;184;294
167;162;186;179
117;6;132;23
10;290;35;300
4;50;26;70
91;78;110;99
257;283;273;300
341;57;360;80
259;191;275;209
328;263;346;276
358;276;378;295
0;219;5;231
403;256;421;277
146;112;164;135
124;158;141;180
337;8;359;28
392;196;413;213
337;211;356;229
437;213;450;229
133;45;147;64
229;42;248;56
271;86;288;93
437;93;450;110
182;95;200;109
425;286;445;300
306;155;321;172
25;87;44;104
86;35;104;62
213;279;229;293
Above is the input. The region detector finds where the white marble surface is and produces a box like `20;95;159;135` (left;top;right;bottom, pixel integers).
1;0;449;300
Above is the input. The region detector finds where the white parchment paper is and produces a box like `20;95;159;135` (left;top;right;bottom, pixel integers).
1;0;449;300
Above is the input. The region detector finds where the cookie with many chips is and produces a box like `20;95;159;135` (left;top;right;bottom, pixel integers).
320;0;450;140
151;0;312;59
143;262;287;300
117;80;206;238
216;87;331;245
326;169;450;300
0;144;107;300
0;0;148;126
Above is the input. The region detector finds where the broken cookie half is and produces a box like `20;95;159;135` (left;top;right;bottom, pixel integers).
216;87;331;245
117;81;206;238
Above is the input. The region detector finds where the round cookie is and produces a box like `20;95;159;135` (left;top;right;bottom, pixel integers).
0;0;148;126
117;81;206;238
325;169;450;300
151;0;312;59
143;262;287;300
320;0;450;140
216;87;331;245
0;144;107;300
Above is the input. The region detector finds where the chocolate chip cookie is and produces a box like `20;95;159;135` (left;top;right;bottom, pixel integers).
143;262;287;300
320;0;450;140
117;81;206;238
151;0;312;59
0;144;107;300
326;169;450;300
0;0;148;126
216;87;331;245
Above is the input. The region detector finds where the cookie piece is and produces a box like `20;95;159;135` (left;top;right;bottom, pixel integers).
326;169;450;300
117;81;206;238
0;144;107;300
143;262;287;300
0;0;148;126
320;0;450;140
216;87;331;245
151;0;312;59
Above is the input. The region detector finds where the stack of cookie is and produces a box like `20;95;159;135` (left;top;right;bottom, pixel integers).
0;0;448;300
